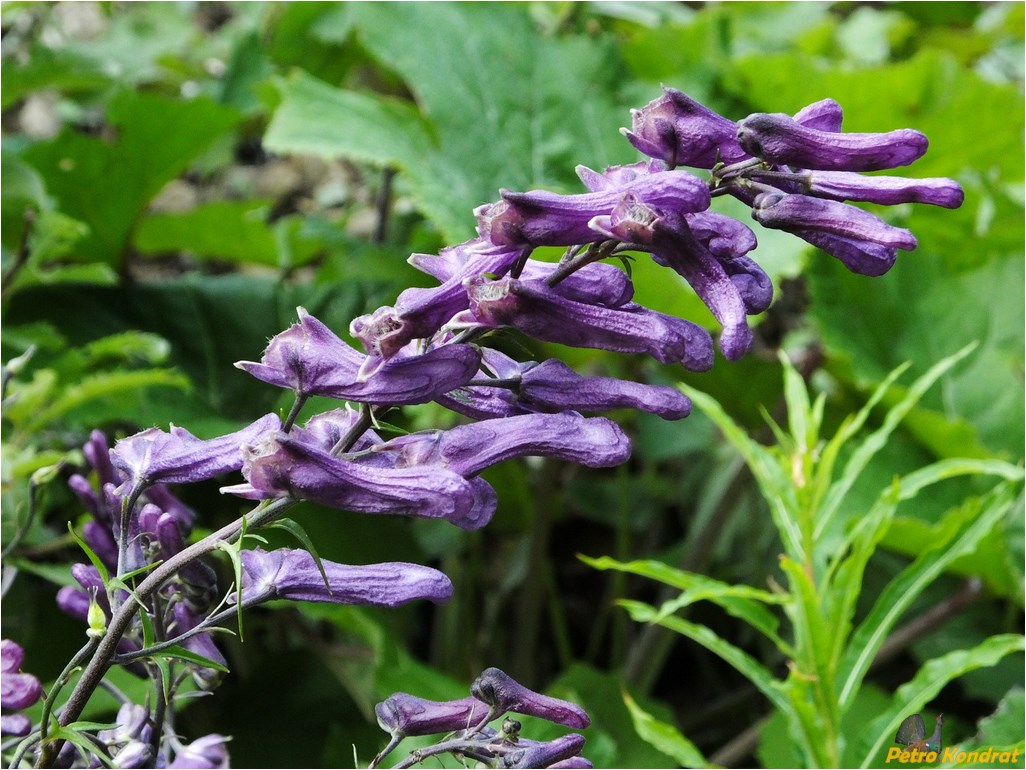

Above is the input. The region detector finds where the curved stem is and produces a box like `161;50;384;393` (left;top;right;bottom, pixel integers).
35;497;295;769
38;639;100;745
282;394;308;433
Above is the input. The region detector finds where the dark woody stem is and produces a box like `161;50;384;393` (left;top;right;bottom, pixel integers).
34;497;296;769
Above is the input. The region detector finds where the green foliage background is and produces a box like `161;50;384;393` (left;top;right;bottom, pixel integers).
1;2;1022;767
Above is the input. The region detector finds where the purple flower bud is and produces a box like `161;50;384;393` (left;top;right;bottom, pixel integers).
736;112;928;171
1;640;42;713
1;714;31;737
68;474;106;524
239;548;453;608
168;734;230;769
471;668;590;729
752;192;917;251
803;170;964;208
548;759;594;769
651;213;756;361
227;431;486;529
475;171;710;248
793;98;844;132
237;308;480;405
503;734;587;768
621;87;748;169
375;693;488;737
462;275;714;371
791;230;897;276
143;484;196;530
110;414;281;496
110;741;152;769
377;412;631;477
171;603;226;688
521;260;634;308
82;430;119;490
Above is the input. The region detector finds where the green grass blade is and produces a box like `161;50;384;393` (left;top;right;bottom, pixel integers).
623;690;710;768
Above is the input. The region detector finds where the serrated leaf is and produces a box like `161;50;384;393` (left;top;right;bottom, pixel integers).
623;690;709;768
855;634;1025;768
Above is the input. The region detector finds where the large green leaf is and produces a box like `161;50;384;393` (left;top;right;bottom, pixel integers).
19;90;240;268
623;690;710;769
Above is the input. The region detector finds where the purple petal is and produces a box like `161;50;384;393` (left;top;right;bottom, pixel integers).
752;193;917;250
111;413;281;495
1;640;25;674
805;171;964;208
651;214;755;361
736;112;928;171
169;735;230;769
83;520;118;570
463;275;713;371
1;714;32;737
375;693;488;737
240;548;453;607
377;412;631;477
1;671;43;711
503;734;587;768
793;98;843;132
475;171;710;249
620;87;748;169
548;759;594;769
237;433;485;529
471;668;590;729
575;160;667;191
792;230;898;276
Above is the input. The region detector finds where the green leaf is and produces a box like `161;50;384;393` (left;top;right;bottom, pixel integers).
148;644;231;673
855;634;1026;768
619;599;792;717
216;539;245;642
134;200;281;267
623;690;710;768
19;90;240;268
838;480;1021;709
268;517;330;593
66;521;110;586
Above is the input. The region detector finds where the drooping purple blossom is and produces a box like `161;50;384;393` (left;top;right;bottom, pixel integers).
168;734;230;769
475;170;711;248
502;734;587;768
375;693;488;738
237;547;454;608
460;275;714;370
736;112;929;171
374;411;631;478
110;413;281;497
800;170;965;208
236;308;480;405
470;668;590;729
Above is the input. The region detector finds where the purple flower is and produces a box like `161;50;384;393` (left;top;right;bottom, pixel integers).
225;430;487;529
238;547;453;607
790;229;898;277
650;212;756;361
461;275;714;371
375;693;488;737
97;702;153;765
475;171;710;248
441;349;691;421
471;668;590;729
237;308;480;405
548;759;594;769
168;734;230;769
792;98;844;132
802;170;964;208
621;87;748;169
752;192;917;251
351;241;528;360
110;413;281;497
1;640;42;737
502;734;587;768
736;112;928;171
171;604;227;688
375;411;631;477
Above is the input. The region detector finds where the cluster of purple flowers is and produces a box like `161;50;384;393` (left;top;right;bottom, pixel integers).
12;86;960;768
372;668;591;768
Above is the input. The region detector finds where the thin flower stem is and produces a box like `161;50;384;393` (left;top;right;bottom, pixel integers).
38;639;100;746
330;404;375;456
35;497;295;769
392;735;514;769
282;394;308;433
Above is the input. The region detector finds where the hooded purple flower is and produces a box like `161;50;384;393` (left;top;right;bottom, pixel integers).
351;240;529;361
461;275;714;371
752;192;917;251
621;87;748;169
439;349;690;421
736;112;928;171
471;668;590;729
1;640;42;737
375;693;488;738
800;170;964;208
237;548;453;608
792;98;844;132
790;229;898;277
475;170;710;249
502;734;587;768
649;212;758;361
236;308;480;405
224;430;488;529
110;413;280;497
375;411;631;477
